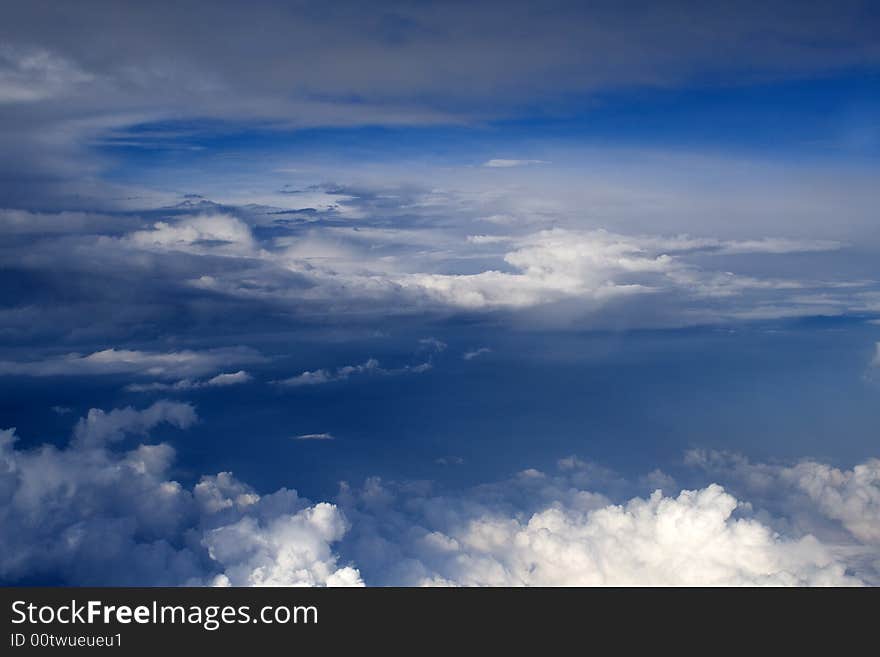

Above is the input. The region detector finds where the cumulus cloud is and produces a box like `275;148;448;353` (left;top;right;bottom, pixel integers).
0;404;361;586
205;503;362;586
685;449;880;548
382;229;852;311
338;455;876;586
0;347;263;380
2;405;878;586
398;229;676;309
415;486;852;586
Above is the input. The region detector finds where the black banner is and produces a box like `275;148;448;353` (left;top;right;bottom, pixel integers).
0;587;874;653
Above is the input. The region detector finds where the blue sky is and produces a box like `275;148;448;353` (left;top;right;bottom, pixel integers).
1;0;879;586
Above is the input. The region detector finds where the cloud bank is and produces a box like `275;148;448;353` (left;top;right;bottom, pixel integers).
2;405;876;586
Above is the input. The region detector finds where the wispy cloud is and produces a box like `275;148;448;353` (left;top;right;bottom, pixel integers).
126;370;253;392
482;159;548;168
274;358;431;387
463;347;491;361
0;348;263;380
293;433;335;441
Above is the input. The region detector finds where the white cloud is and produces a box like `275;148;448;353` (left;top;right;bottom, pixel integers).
338;456;875;586
685;449;880;548
275;358;431;387
204;503;361;586
463;347;491;361
126;370;253;393
276;358;380;386
206;370;252;386
127;214;258;256
2;407;878;586
294;433;335;441
100;195;865;325
73;400;197;447
483;159;548;168
0;348;262;380
399;229;674;309
0;404;361;586
419;486;853;586
466;234;514;244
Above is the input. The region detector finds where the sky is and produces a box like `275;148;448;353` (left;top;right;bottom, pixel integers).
1;0;880;586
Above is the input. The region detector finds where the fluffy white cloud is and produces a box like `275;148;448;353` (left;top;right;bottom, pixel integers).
0;403;361;586
685;450;880;548
0;347;262;380
205;503;362;586
413;486;853;586
337;455;878;586
2;405;877;587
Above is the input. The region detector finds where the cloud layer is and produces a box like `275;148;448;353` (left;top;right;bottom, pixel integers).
2;404;877;586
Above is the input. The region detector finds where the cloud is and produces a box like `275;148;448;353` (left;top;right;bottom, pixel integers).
338;455;877;586
204;503;362;587
275;358;431;387
0;45;92;103
466;234;513;245
127;214;258;257
276;359;381;386
685;449;880;548
126;370;253;393
398;229;677;309
3;165;872;340
73;400;197;447
418;337;447;352
294;433;335;441
0;404;361;586
483;159;548;168
2;405;878;586
463;347;491;361
205;370;252;386
0;348;263;380
421;486;852;585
